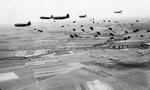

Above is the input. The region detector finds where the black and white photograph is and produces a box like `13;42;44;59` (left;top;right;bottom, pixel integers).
0;0;150;90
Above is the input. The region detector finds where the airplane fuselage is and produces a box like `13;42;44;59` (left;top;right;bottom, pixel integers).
53;17;69;20
14;21;31;27
14;24;30;27
79;15;87;18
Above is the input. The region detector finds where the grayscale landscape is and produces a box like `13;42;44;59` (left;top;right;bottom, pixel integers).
0;0;150;90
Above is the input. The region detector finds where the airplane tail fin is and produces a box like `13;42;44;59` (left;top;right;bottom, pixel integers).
28;21;31;25
66;14;70;18
50;15;53;18
121;10;123;14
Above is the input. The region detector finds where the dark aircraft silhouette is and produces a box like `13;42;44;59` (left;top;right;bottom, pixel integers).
147;30;150;32
140;35;144;37
123;36;131;40
73;21;76;23
52;14;70;20
70;35;74;38
61;25;64;28
109;33;114;36
96;31;101;35
70;34;80;38
103;20;106;22
136;20;139;23
94;35;98;37
90;27;94;30
38;30;43;32
14;21;31;27
73;28;76;31
81;29;85;32
40;15;53;19
133;29;139;33
114;10;123;14
79;14;87;18
108;27;112;30
74;34;79;37
125;31;128;34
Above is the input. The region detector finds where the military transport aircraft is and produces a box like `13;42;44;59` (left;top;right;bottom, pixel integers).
114;10;123;14
79;14;87;18
52;14;70;20
14;21;31;27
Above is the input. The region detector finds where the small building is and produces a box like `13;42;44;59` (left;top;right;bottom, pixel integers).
108;40;149;49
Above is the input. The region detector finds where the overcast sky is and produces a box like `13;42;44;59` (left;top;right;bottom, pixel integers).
1;0;150;25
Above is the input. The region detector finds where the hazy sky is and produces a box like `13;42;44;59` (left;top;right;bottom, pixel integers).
1;0;150;25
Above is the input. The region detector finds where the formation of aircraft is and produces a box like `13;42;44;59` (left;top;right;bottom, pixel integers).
14;14;70;27
56;17;150;41
5;9;150;90
14;21;31;27
14;10;125;27
13;11;150;50
15;10;126;28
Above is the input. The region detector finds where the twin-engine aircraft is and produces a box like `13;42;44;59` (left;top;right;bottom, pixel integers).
79;14;87;18
40;14;70;20
40;15;53;19
114;10;123;14
14;21;31;27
